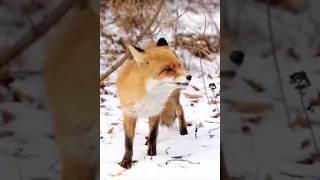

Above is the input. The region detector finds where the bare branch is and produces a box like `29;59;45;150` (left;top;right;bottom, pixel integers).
165;159;200;165
100;0;166;84
0;0;77;69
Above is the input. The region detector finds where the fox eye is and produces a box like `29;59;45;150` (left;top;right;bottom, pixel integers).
164;67;172;72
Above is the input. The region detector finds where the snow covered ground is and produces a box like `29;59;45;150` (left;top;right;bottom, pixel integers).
100;76;220;180
222;1;320;179
0;1;79;179
100;1;221;179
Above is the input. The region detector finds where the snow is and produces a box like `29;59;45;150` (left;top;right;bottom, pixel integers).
222;0;320;179
100;1;220;179
100;76;220;179
0;0;73;179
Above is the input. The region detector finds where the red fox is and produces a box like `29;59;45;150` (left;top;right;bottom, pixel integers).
116;38;192;169
44;0;99;180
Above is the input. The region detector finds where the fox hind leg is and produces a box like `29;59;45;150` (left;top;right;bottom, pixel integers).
175;103;188;135
147;116;160;156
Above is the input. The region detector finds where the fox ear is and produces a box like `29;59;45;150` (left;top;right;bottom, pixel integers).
156;38;169;47
128;45;147;64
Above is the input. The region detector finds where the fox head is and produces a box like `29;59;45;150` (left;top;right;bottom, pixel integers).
128;38;192;93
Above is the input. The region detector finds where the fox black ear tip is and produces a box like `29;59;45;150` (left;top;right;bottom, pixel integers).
131;45;145;53
157;38;168;46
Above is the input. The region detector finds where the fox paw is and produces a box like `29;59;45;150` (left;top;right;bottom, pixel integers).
147;147;157;156
180;128;188;135
119;160;132;169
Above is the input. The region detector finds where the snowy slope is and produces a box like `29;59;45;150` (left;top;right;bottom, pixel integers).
222;1;320;179
100;1;221;179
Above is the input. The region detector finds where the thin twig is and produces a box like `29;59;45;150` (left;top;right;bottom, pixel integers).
199;15;210;103
278;171;306;178
210;88;220;114
165;147;170;154
209;125;220;136
100;0;166;83
165;159;200;165
13;147;23;180
204;120;220;124
171;154;191;159
266;0;293;131
0;0;77;69
299;92;319;155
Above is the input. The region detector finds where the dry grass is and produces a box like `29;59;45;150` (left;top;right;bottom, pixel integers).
100;0;220;80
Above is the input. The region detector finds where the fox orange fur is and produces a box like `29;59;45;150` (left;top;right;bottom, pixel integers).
116;38;192;169
43;1;99;180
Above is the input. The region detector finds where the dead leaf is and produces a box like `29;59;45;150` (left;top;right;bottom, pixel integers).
244;116;262;125
297;158;313;165
198;121;204;128
297;153;320;165
30;178;50;180
104;89;113;95
310;91;320;106
0;110;14;123
101;98;106;103
108;169;125;177
209;99;219;105
207;74;213;79
213;114;220;118
220;70;236;78
110;122;119;125
310;153;320;163
191;100;199;103
107;127;114;134
13;91;35;104
243;78;265;93
191;85;200;91
228;101;273;113
292;115;320;128
241;126;251;134
287;47;299;61
100;104;105;108
184;93;202;99
0;131;14;139
300;139;310;149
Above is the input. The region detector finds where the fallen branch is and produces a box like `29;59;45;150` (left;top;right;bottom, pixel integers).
0;0;77;69
100;0;166;84
108;169;126;177
165;159;200;165
171;154;191;159
278;171;307;178
0;70;42;81
165;147;170;154
209;125;220;136
204;120;220;124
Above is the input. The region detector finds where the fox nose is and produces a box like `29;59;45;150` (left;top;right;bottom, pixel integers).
186;75;192;81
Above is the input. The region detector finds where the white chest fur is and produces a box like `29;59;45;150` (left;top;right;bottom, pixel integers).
124;78;176;118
